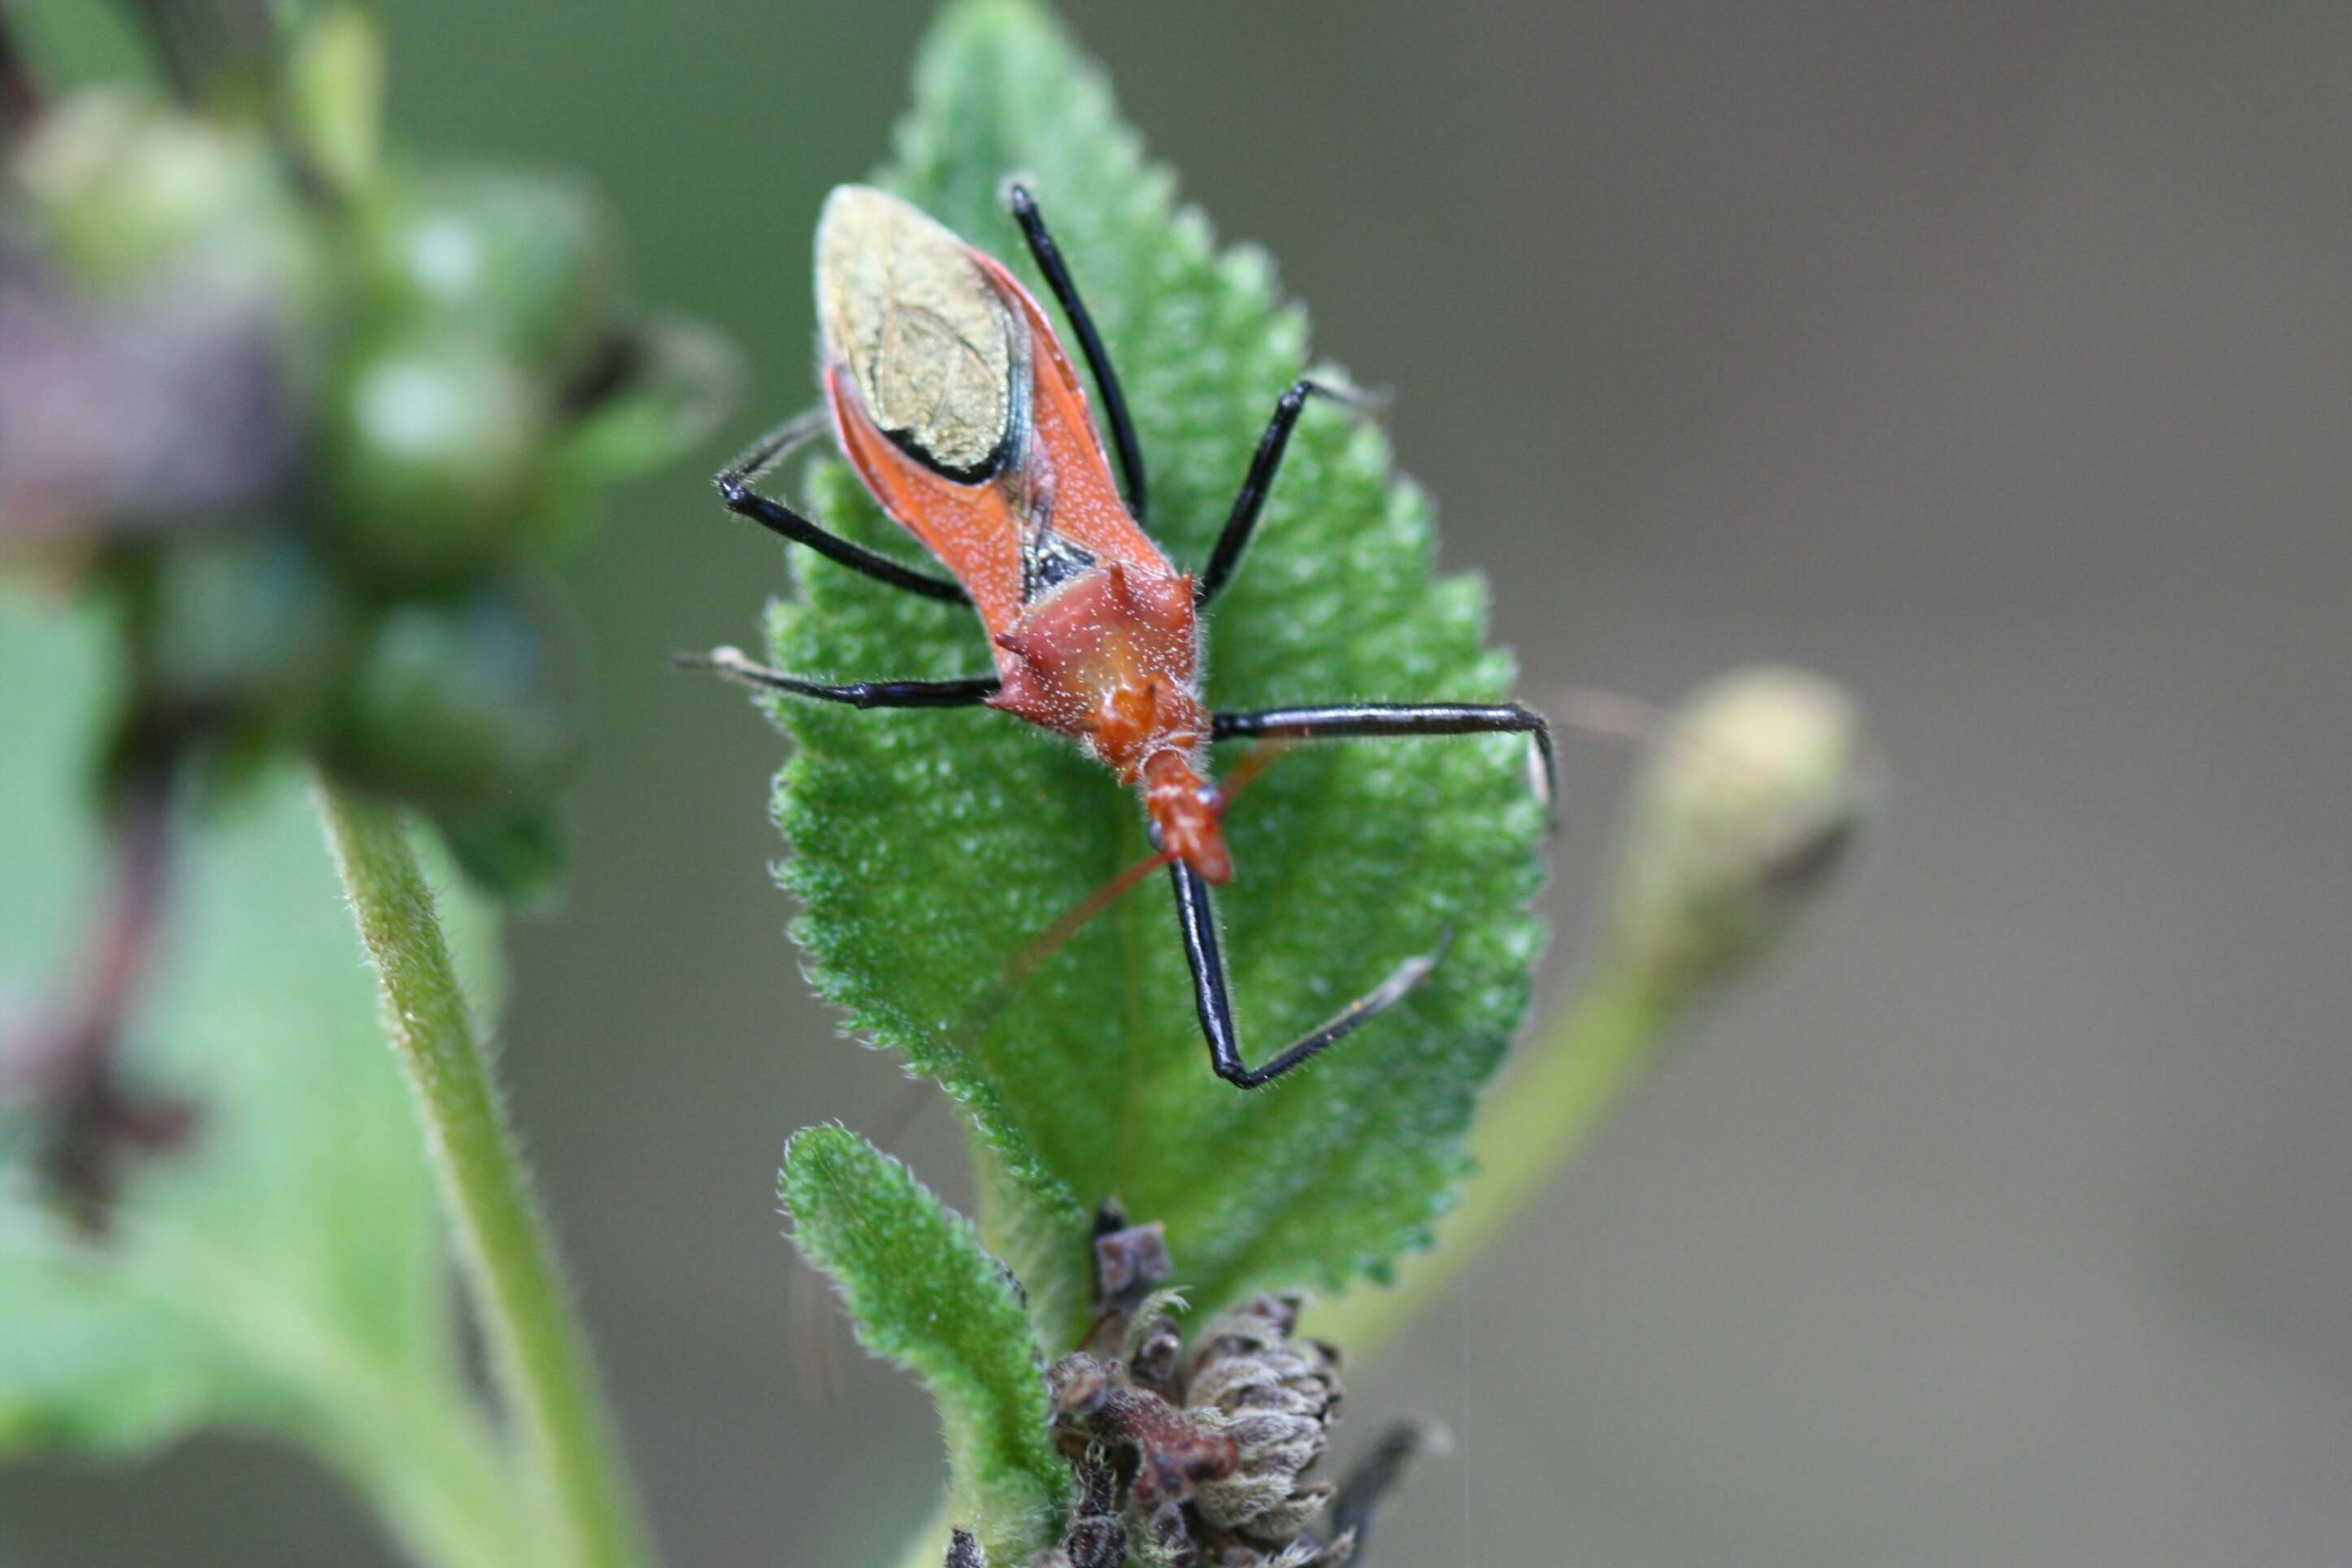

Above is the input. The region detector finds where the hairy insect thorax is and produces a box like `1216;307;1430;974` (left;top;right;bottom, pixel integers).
997;564;1241;884
988;562;1228;879
816;185;1231;882
991;567;1225;882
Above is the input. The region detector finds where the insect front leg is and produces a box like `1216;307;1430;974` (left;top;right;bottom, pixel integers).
714;412;970;604
1212;701;1558;815
1169;862;1441;1090
678;647;999;709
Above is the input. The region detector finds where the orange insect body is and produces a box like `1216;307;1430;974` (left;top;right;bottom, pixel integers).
817;187;1230;882
707;180;1554;1088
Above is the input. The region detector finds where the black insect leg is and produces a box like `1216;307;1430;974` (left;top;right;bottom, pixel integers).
1194;380;1358;607
1170;862;1441;1090
1213;701;1558;814
715;410;969;603
1004;182;1149;520
678;646;999;708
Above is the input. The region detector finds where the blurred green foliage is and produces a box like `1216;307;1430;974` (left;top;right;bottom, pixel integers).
1;6;728;1562
0;591;530;1568
3;4;733;901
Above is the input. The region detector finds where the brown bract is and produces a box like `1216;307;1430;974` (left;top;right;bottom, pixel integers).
1015;1209;1362;1568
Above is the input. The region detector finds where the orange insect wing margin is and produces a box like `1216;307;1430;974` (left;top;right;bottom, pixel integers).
825;363;1028;637
967;251;1177;584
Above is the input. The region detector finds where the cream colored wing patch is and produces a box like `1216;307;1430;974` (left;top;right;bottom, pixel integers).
815;185;1022;477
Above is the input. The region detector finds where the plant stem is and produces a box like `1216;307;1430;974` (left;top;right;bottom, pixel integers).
316;778;654;1568
1306;961;1681;1358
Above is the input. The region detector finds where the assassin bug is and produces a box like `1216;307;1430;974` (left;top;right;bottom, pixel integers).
693;184;1553;1089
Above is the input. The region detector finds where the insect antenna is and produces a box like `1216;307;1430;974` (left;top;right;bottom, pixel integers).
721;405;829;489
947;740;1302;1045
999;845;1178;1001
1548;685;1776;787
785;1067;947;1406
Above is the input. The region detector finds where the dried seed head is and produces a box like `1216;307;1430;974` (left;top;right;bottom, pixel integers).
1124;1287;1190;1398
1045;1225;1375;1566
1212;1534;1359;1568
1048;1352;1239;1514
1082;1210;1182;1363
1094;1218;1174;1308
1185;1295;1339;1417
1048;1352;1113;1422
1180;1295;1345;1542
1136;1497;1198;1568
1057;1514;1127;1568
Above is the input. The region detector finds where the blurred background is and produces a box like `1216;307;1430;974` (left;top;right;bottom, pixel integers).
7;1;2350;1562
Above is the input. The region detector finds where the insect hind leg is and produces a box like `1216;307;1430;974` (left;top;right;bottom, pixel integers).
1004;181;1149;520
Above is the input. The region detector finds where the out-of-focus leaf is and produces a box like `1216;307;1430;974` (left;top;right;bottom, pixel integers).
0;589;527;1568
557;319;741;489
284;5;384;196
781;1124;1066;1564
758;0;1546;1339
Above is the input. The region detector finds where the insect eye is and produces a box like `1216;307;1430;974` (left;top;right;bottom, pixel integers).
1195;784;1224;813
1146;821;1166;852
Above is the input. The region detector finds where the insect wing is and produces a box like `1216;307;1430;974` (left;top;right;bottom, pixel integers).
815;186;1176;636
827;363;1030;635
964;246;1172;587
815;185;1021;480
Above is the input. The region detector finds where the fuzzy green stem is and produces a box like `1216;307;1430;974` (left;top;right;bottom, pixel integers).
316;778;654;1568
1306;961;1682;1358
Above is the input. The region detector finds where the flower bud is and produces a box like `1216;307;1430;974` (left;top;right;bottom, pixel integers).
326;584;577;811
319;332;554;586
1605;665;1868;989
359;165;621;380
137;532;351;748
11;90;322;312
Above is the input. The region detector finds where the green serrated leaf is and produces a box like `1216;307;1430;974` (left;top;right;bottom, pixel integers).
759;0;1546;1340
782;1123;1066;1563
0;589;528;1568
